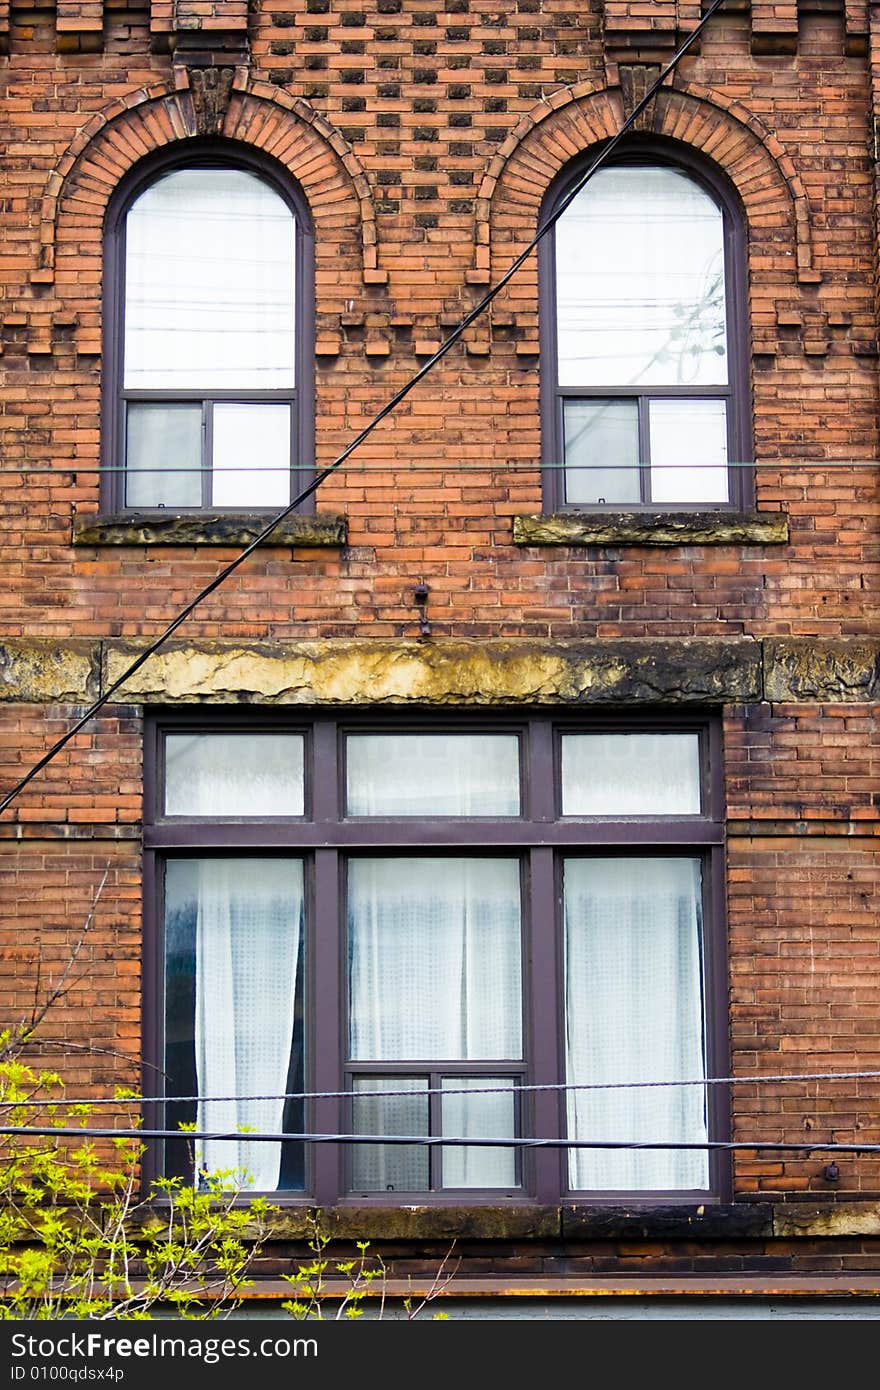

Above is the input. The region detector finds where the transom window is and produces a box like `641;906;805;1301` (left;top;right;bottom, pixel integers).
103;145;314;513
540;146;751;511
144;713;729;1204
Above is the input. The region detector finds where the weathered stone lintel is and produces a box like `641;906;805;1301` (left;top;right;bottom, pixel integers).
513;511;790;548
764;638;880;702
71;512;347;549
562;1203;773;1240
565;1200;880;1241
3;637;880;705
317;1205;561;1242
139;1200;880;1243
102;636;762;706
772;1203;880;1238
0;641;99;703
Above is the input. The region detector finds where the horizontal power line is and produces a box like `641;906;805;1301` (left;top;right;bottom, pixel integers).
1;460;872;474
6;1069;880;1110
1;1124;877;1156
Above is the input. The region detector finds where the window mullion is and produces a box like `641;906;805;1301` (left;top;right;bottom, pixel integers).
430;1070;442;1191
639;395;652;504
311;720;340;1203
526;717;555;823
525;720;561;1200
312;846;341;1205
311;719;339;824
528;845;563;1204
202;401;212;509
290;394;300;500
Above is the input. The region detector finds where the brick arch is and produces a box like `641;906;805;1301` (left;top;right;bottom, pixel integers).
34;71;384;290
472;79;815;287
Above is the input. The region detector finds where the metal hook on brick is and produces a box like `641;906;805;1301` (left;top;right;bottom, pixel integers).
413;581;431;637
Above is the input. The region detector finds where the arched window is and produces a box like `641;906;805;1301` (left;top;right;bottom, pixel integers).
540;146;751;511
103;144;314;513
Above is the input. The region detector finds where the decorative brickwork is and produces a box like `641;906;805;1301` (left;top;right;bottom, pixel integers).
55;0;104;54
36;76;381;288
473;81;816;286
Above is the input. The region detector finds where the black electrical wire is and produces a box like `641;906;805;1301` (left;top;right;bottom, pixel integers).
0;0;731;818
1;460;878;474
2;1123;879;1155
5;1068;880;1109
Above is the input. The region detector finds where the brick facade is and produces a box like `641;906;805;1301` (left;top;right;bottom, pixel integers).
1;0;879;1310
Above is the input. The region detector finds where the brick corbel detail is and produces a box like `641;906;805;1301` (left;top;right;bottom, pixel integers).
600;0;702;80
602;0;866;60
749;0;799;55
845;0;870;54
150;0;249;57
56;0;105;53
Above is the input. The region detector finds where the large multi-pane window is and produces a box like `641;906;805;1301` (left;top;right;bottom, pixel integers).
540;144;751;511
144;712;729;1203
103;144;314;513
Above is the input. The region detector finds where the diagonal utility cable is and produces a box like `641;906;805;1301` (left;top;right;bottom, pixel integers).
0;0;730;817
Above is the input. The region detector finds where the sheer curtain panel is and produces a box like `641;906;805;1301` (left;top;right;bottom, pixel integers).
189;858;303;1190
564;856;709;1191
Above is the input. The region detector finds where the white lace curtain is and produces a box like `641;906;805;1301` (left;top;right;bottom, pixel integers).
555;164;728;390
125;167;296;391
348;857;521;1190
194;857;303;1191
345;735;521;817
564;856;709;1192
348;856;522;1061
165;733;304;817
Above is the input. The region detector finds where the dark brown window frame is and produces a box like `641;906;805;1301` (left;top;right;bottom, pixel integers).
142;708;731;1208
101;139;316;516
538;137;754;514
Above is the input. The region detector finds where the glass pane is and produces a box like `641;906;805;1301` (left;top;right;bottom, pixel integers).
562;399;640;505
346;734;520;816
441;1078;516;1189
649;399;729;504
164;857;305;1192
350;1078;429;1191
561;734;701;815
125;167;296;390
211;403;291;508
125;403;202;508
556;166;728;389
348;858;522;1062
164;733;304;817
563;857;709;1192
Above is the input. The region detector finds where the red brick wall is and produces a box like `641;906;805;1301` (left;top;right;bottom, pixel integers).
0;0;879;1225
0;3;874;643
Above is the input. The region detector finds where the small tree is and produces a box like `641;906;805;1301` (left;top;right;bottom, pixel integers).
0;872;457;1320
0;1043;277;1320
281;1210;454;1321
0;1052;457;1320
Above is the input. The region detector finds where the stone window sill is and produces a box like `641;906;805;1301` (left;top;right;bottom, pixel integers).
512;510;789;548
71;512;347;548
